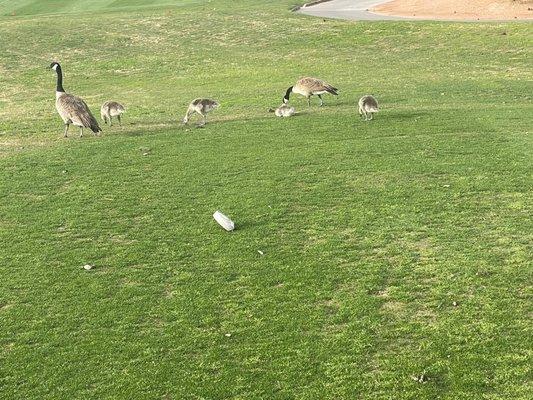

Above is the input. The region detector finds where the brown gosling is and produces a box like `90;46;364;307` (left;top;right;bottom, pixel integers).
49;62;101;137
101;101;125;126
283;77;338;107
183;98;219;126
358;95;379;121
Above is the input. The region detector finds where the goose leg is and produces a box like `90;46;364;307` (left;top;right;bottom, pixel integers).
307;96;311;107
63;123;70;138
79;127;83;137
109;116;113;127
318;94;323;106
118;115;122;126
197;112;207;126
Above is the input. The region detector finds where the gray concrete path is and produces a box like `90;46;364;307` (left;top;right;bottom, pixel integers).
297;0;409;21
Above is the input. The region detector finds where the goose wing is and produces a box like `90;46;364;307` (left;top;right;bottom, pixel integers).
361;95;378;109
191;98;219;108
107;101;125;112
298;77;338;95
58;94;101;132
366;96;378;109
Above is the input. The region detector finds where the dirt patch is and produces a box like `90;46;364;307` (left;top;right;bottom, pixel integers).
372;0;533;20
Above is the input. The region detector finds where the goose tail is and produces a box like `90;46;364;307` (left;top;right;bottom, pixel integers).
325;85;338;96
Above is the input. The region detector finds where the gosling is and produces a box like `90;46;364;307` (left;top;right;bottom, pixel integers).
269;104;295;118
359;95;379;121
358;95;379;121
101;101;125;126
183;98;219;126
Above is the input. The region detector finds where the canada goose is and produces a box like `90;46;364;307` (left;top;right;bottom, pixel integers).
48;62;101;137
358;95;379;121
182;98;219;126
268;104;295;117
283;77;338;107
101;101;125;126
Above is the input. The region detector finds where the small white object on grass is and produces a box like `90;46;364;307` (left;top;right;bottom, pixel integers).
213;211;235;232
82;264;93;271
258;250;264;256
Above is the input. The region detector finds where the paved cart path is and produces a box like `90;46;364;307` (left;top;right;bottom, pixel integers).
297;0;409;21
297;0;533;22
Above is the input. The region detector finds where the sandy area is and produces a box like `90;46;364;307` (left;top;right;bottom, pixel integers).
372;0;533;20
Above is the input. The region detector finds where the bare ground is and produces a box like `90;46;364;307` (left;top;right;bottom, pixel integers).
372;0;533;20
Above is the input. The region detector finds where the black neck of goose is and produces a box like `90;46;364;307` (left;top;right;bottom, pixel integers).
283;86;293;103
55;66;65;93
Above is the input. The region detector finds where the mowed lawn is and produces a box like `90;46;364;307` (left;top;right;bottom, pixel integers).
0;0;531;399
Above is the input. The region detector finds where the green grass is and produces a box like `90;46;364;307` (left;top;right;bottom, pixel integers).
0;0;202;16
0;1;532;399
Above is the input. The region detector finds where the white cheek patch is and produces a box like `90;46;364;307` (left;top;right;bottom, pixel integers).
52;64;58;70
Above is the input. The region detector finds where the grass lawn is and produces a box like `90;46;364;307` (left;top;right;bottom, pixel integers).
0;1;531;398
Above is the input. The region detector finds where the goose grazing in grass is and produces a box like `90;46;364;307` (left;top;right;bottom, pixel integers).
49;62;101;137
182;98;219;126
269;104;295;117
283;77;338;107
101;101;125;126
358;95;379;121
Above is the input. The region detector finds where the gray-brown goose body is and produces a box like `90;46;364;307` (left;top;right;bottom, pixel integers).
49;62;101;137
283;77;338;107
101;101;125;126
358;95;379;121
183;98;219;126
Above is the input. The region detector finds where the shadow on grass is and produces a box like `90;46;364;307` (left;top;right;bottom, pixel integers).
384;110;431;120
233;219;267;231
104;107;342;137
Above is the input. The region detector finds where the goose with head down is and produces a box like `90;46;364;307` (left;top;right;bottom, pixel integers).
358;95;379;121
101;101;125;127
182;98;219;126
283;77;338;107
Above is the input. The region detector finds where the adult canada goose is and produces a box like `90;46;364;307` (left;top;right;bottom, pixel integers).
183;98;219;126
101;101;125;126
358;95;379;121
283;77;338;107
49;62;101;137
